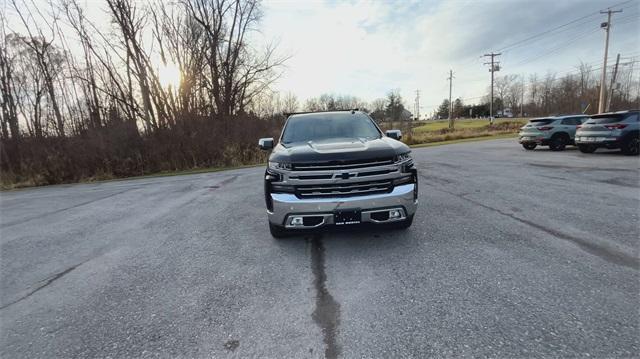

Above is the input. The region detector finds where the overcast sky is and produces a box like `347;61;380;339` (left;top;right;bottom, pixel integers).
258;0;639;113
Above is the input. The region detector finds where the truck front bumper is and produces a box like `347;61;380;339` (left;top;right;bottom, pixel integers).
267;183;418;228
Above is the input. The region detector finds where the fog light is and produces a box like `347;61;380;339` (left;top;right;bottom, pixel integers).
389;210;401;219
290;216;304;226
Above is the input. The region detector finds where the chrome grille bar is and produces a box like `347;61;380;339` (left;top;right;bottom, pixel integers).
296;179;392;198
292;158;395;171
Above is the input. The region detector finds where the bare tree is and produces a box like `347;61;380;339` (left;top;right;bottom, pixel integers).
495;74;518;112
505;75;524;113
281;92;298;114
107;0;159;131
0;14;20;140
183;0;285;117
577;61;593;99
541;72;556;114
11;0;66;136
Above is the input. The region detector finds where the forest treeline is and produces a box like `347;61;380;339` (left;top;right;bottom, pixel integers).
435;61;639;119
1;0;290;186
0;0;638;187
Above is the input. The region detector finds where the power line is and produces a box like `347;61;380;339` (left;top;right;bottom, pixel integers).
498;15;600;54
510;27;601;68
495;0;635;53
482;0;638;72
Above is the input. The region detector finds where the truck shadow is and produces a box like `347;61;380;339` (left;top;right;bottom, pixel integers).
280;223;410;240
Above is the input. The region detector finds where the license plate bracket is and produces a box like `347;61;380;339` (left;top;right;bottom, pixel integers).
334;209;361;225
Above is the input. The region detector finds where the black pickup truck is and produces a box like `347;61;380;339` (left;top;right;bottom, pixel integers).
258;110;418;237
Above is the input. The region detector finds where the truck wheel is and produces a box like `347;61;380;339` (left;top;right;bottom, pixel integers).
394;215;414;229
269;223;288;238
549;134;567;151
522;143;537;150
578;144;597;154
621;136;639;156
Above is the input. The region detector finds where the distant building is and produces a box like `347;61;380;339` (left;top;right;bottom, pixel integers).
400;109;413;121
497;108;514;118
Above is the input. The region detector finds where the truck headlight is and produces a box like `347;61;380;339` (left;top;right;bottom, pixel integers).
268;161;292;171
394;152;412;163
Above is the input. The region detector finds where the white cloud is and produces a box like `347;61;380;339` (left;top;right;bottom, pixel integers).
260;0;639;113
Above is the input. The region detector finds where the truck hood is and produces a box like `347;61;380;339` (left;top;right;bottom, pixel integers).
269;137;410;163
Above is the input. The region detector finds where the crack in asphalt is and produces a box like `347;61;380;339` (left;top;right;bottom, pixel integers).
205;175;239;190
595;177;639;188
0;260;86;310
309;235;341;359
1;188;137;229
218;174;239;186
421;175;639;270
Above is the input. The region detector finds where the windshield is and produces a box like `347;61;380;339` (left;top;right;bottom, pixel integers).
585;116;624;124
281;113;381;144
527;119;554;126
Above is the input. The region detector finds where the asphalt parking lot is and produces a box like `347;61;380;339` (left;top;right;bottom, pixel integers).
1;138;638;358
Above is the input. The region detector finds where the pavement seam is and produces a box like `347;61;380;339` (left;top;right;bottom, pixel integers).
0;260;87;311
1;187;138;229
420;175;639;270
309;235;341;359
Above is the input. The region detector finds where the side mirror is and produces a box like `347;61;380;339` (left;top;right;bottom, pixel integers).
386;130;402;140
258;137;274;150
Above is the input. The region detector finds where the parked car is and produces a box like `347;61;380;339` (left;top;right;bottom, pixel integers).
575;110;639;155
496;108;514;118
518;115;588;151
258;110;418;238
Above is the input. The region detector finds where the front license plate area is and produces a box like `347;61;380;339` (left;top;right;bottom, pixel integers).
334;209;361;225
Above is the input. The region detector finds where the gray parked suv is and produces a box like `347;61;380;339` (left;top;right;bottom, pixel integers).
575;110;639;155
519;115;588;151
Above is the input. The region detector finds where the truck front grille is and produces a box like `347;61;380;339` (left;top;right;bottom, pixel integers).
295;179;392;198
292;158;395;171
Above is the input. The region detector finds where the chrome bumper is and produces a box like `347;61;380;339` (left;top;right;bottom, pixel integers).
267;183;418;227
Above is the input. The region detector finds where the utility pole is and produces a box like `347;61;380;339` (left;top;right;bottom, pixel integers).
447;70;454;129
484;52;501;124
598;8;622;113
606;53;620;112
520;74;525;118
414;90;420;120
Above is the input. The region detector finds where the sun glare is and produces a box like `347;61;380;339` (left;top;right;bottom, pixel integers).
158;63;182;89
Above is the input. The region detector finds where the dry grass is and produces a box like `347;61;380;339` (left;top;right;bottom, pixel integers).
404;118;527;145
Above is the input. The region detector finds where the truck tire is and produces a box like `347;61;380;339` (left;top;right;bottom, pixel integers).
621;135;639;156
578;144;597;153
522;143;537;150
269;223;287;238
549;134;568;151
